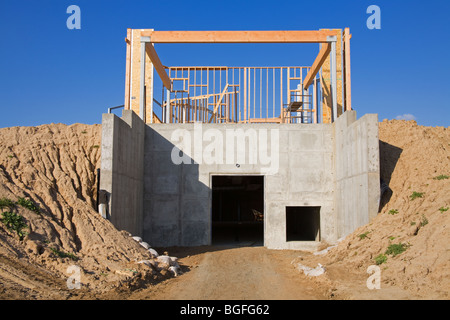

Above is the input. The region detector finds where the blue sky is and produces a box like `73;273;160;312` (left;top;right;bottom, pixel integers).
0;0;449;128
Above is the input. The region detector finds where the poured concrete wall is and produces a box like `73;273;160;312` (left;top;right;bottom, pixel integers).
143;123;335;250
99;110;145;237
100;110;380;250
334;111;380;239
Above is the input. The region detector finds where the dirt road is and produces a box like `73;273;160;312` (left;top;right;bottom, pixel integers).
129;245;326;300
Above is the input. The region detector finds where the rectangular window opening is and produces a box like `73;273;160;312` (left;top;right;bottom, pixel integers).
286;206;320;242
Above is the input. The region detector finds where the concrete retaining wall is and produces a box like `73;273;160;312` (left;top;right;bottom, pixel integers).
334;111;380;239
99;110;145;237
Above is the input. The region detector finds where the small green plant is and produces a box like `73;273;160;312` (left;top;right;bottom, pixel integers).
50;248;79;261
126;268;138;274
1;211;28;240
0;197;16;210
410;191;424;201
433;174;449;180
16;197;41;215
375;254;388;265
385;243;407;257
81;130;87;134
358;231;370;240
439;207;449;213
388;236;396;241
410;221;416;226
7;155;14;159
91;145;100;149
420;214;429;227
388;209;399;215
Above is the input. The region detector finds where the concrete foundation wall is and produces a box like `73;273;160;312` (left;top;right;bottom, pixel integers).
334;111;380;239
99;110;145;237
100;110;380;251
144;123;335;249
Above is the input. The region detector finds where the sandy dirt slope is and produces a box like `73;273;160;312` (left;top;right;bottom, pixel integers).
294;120;450;299
0;124;169;299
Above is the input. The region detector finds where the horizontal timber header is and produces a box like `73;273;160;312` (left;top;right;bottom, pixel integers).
139;30;338;43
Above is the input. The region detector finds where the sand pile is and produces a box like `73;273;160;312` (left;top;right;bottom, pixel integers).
296;120;450;299
0;124;173;299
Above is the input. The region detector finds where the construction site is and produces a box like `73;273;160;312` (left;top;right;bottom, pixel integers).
99;28;380;251
0;27;448;301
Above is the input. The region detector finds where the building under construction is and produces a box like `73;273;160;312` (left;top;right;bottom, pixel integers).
100;28;380;250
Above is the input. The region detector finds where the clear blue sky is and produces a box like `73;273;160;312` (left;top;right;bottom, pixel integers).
1;0;449;128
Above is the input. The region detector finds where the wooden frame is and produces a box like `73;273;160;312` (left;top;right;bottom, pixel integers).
209;84;229;123
127;29;350;124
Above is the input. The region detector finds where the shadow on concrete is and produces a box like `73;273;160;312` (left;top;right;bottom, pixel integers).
145;126;266;249
378;140;403;212
144;125;211;247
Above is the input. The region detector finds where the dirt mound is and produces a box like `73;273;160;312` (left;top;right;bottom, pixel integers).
0;124;170;300
296;120;450;299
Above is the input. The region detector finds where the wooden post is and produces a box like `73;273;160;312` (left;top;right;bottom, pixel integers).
139;38;147;122
287;67;290;123
343;28;352;111
124;29;132;110
243;68;247;123
320;29;343;123
330;38;338;122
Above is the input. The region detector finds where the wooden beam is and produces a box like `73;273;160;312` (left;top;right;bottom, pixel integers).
170;90;237;102
343;28;352;111
209;84;229;123
140;30;336;43
124;29;132;110
248;117;282;123
145;42;172;90
303;42;331;90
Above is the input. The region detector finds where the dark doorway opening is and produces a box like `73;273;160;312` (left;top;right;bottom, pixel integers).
211;175;264;245
286;206;321;241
